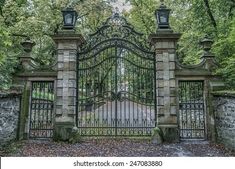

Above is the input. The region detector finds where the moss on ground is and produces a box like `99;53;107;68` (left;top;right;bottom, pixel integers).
0;141;23;156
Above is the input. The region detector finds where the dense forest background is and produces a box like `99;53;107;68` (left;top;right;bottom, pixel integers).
0;0;235;88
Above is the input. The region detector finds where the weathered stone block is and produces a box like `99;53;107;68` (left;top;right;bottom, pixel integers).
169;62;175;70
163;96;170;105
163;89;170;97
57;63;64;70
63;62;76;71
68;88;76;97
155;42;163;49
54;117;74;141
57;71;63;79
170;97;177;105
56;96;63;106
0;94;21;146
157;97;164;106
158;114;177;124
157;71;164;79
68;106;76;115
164;80;170;87
158;88;164;97
162;42;169;49
168;42;175;49
68;97;76;105
170;88;176;96
57;80;63;88
169;54;175;61
156;54;163;61
158;80;164;87
63;87;69;97
57;88;63;97
158;125;179;142
58;42;77;49
69;53;77;62
58;54;64;62
62;79;69;87
213;96;235;150
158;107;164;114
169;71;175;79
56;108;62;115
68;80;76;88
163;53;169;62
170;79;176;87
156;62;164;70
151;127;163;144
163;71;170;80
170;106;177;115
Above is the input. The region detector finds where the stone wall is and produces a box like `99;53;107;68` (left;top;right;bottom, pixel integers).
0;91;21;146
213;93;235;150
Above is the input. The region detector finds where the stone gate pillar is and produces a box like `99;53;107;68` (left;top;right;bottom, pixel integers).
52;30;84;140
149;30;181;142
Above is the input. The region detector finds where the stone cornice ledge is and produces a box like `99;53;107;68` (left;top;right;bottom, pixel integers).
52;30;85;44
149;31;182;44
212;91;235;98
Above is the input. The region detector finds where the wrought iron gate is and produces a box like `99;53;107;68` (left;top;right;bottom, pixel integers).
77;13;156;136
178;81;206;139
29;81;55;138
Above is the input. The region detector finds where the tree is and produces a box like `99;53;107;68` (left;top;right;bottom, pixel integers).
1;0;235;88
0;0;112;88
128;0;235;87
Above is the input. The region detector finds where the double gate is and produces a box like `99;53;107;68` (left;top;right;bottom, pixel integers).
76;13;156;136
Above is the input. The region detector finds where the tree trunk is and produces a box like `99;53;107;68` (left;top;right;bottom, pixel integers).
203;0;217;29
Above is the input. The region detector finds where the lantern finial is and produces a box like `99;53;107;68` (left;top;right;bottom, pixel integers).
21;37;35;53
200;35;214;58
62;7;78;29
155;0;171;30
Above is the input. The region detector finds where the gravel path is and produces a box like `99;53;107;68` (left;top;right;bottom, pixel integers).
1;139;235;157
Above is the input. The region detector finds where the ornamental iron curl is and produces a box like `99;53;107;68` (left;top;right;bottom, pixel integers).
79;12;153;55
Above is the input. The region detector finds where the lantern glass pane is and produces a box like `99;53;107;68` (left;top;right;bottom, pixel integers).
160;15;167;23
65;14;73;25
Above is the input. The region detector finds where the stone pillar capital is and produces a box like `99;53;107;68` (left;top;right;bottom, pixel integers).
149;31;181;49
52;30;85;50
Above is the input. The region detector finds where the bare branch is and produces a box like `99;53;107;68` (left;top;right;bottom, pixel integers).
203;0;217;29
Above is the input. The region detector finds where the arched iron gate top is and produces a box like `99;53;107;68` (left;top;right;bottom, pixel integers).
78;12;154;55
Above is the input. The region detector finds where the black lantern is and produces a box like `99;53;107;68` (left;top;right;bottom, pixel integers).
155;0;171;29
62;7;78;29
200;35;214;53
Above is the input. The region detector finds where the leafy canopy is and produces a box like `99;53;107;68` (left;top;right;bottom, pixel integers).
0;0;235;88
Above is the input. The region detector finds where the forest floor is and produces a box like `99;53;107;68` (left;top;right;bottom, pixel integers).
1;139;235;157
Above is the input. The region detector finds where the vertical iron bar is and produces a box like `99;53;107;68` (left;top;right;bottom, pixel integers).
115;45;117;136
76;51;79;127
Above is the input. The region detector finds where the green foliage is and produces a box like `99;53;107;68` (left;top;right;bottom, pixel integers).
0;0;235;88
0;0;113;88
128;0;235;88
69;127;82;144
0;140;23;156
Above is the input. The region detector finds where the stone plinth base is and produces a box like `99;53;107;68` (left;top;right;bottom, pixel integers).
159;125;179;142
54;117;74;141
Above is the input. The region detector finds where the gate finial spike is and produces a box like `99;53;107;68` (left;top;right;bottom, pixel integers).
112;7;120;17
114;7;120;14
